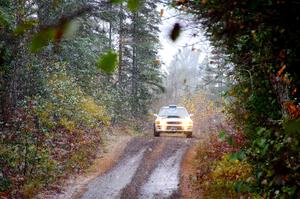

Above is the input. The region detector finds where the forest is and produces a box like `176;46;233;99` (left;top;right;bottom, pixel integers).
1;0;163;197
1;0;300;198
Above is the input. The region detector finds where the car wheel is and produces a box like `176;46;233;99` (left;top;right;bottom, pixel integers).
186;132;192;138
154;125;160;137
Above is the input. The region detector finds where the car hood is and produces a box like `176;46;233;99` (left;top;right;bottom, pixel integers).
156;117;191;121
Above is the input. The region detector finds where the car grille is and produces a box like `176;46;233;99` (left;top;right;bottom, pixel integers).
166;126;183;130
166;121;182;125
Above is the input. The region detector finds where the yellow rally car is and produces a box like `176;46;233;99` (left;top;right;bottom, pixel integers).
154;105;193;138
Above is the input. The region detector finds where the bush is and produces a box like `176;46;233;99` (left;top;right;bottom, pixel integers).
0;62;110;198
203;155;253;199
191;125;258;198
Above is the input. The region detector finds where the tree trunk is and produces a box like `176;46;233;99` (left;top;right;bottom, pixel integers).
118;3;123;84
131;12;139;116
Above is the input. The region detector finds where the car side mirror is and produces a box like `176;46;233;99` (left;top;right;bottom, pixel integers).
154;114;158;117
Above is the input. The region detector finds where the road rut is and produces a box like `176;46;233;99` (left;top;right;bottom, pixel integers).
80;137;193;199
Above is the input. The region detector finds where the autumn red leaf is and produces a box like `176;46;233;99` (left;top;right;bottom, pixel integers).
276;64;286;77
285;101;300;118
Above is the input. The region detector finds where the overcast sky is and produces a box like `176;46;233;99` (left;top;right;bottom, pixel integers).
157;4;211;71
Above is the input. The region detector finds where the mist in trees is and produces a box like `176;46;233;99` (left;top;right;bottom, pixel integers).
164;47;200;103
162;46;228;105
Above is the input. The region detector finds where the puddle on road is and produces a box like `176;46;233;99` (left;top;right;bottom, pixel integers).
81;149;145;199
139;147;186;199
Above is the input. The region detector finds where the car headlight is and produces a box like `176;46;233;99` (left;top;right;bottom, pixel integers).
155;118;166;125
183;119;193;126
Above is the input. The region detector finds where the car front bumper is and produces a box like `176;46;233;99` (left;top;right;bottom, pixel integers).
155;124;193;132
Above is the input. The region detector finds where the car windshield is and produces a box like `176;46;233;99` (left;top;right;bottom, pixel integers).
158;107;189;118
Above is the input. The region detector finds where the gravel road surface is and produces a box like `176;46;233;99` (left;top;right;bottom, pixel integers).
80;137;194;199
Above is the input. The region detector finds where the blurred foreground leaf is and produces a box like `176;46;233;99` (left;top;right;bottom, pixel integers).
110;0;142;11
111;0;124;3
63;20;80;39
170;23;181;41
97;50;118;74
30;20;78;53
14;20;37;36
128;0;140;11
30;28;55;52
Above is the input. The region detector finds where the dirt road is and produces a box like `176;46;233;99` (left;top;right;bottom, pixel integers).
79;136;195;199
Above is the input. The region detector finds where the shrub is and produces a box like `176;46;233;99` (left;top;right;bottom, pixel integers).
0;62;110;198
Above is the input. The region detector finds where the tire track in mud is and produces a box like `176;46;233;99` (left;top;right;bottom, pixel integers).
81;137;193;199
138;144;187;199
119;138;166;199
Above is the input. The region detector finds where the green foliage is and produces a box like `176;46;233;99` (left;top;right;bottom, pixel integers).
229;151;246;162
36;62;110;128
219;131;236;146
97;50;118;74
245;125;300;198
205;155;253;198
0;111;58;198
193;131;254;199
0;6;12;27
218;131;226;140
176;0;300;197
1;0;163;197
284;119;300;135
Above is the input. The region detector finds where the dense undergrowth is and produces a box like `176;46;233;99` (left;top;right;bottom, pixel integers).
175;0;300;197
1;64;110;198
0;0;162;198
192;125;256;199
182;91;256;198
